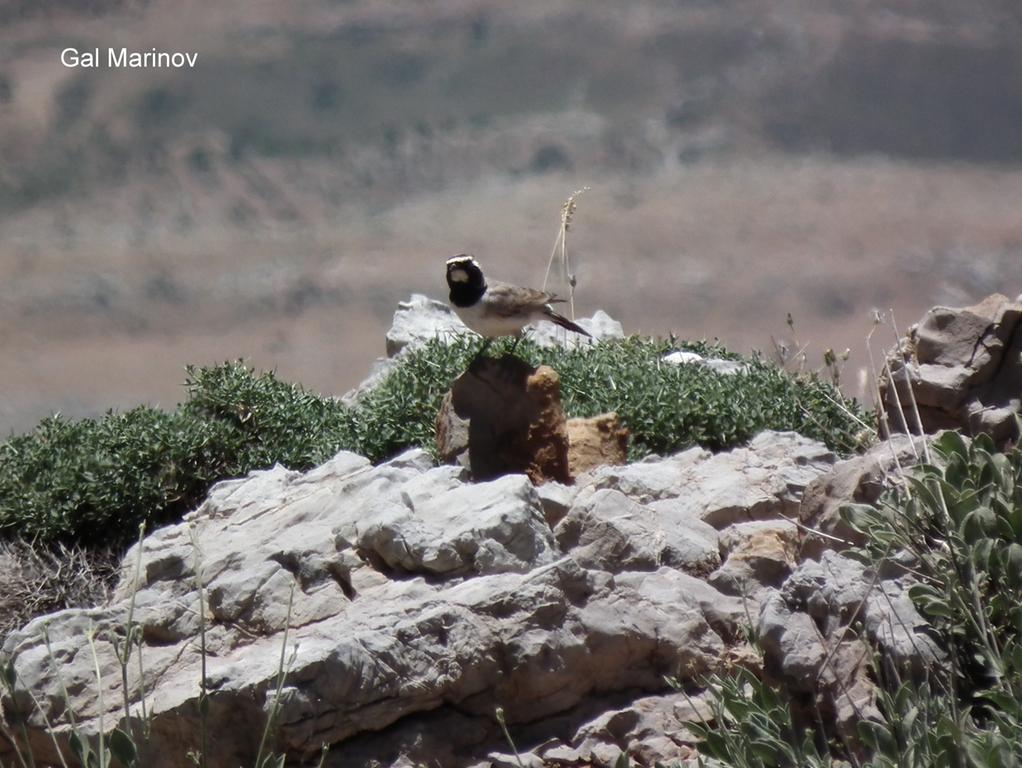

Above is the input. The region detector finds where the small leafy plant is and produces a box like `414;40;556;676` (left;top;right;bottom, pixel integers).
689;427;1022;767
842;428;1022;765
679;667;833;768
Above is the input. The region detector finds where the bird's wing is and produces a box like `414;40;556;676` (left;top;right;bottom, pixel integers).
484;282;559;316
543;306;592;337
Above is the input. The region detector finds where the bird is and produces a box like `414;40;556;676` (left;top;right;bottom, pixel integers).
445;255;592;355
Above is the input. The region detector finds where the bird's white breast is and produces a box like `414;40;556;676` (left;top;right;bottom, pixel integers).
453;295;543;338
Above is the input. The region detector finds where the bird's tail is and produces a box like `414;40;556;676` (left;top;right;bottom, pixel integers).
544;308;592;337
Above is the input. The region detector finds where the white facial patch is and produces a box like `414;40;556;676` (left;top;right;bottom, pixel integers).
449;267;470;283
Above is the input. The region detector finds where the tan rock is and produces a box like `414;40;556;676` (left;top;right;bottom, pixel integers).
709;523;799;597
566;412;629;476
524;366;572;484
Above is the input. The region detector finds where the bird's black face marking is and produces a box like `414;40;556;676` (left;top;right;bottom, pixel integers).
446;254;486;307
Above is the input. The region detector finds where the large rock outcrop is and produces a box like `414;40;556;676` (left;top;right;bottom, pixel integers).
0;430;896;768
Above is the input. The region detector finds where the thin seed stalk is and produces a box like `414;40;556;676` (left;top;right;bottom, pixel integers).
190;529;208;768
85;624;105;768
120;524;147;742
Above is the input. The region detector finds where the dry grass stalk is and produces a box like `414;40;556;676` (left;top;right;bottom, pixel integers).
866;310;908;486
542;186;590;321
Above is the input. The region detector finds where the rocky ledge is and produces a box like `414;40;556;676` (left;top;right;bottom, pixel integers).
1;428;938;767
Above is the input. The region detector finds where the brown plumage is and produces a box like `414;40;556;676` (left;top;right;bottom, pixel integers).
446;255;592;340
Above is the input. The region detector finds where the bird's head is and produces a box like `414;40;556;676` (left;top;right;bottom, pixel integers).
446;254;486;294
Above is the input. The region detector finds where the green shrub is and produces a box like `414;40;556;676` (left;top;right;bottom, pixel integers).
349;339;471;462
0;367;358;547
679;667;833;768
0;337;866;548
0;409;237;546
373;335;868;461
183;362;357;469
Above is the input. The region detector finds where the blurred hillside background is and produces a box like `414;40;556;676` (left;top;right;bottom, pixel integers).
1;0;1021;435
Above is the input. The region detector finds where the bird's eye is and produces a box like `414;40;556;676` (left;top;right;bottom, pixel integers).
449;268;469;283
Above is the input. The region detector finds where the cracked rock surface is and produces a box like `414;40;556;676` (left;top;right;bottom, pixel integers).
0;430;936;767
